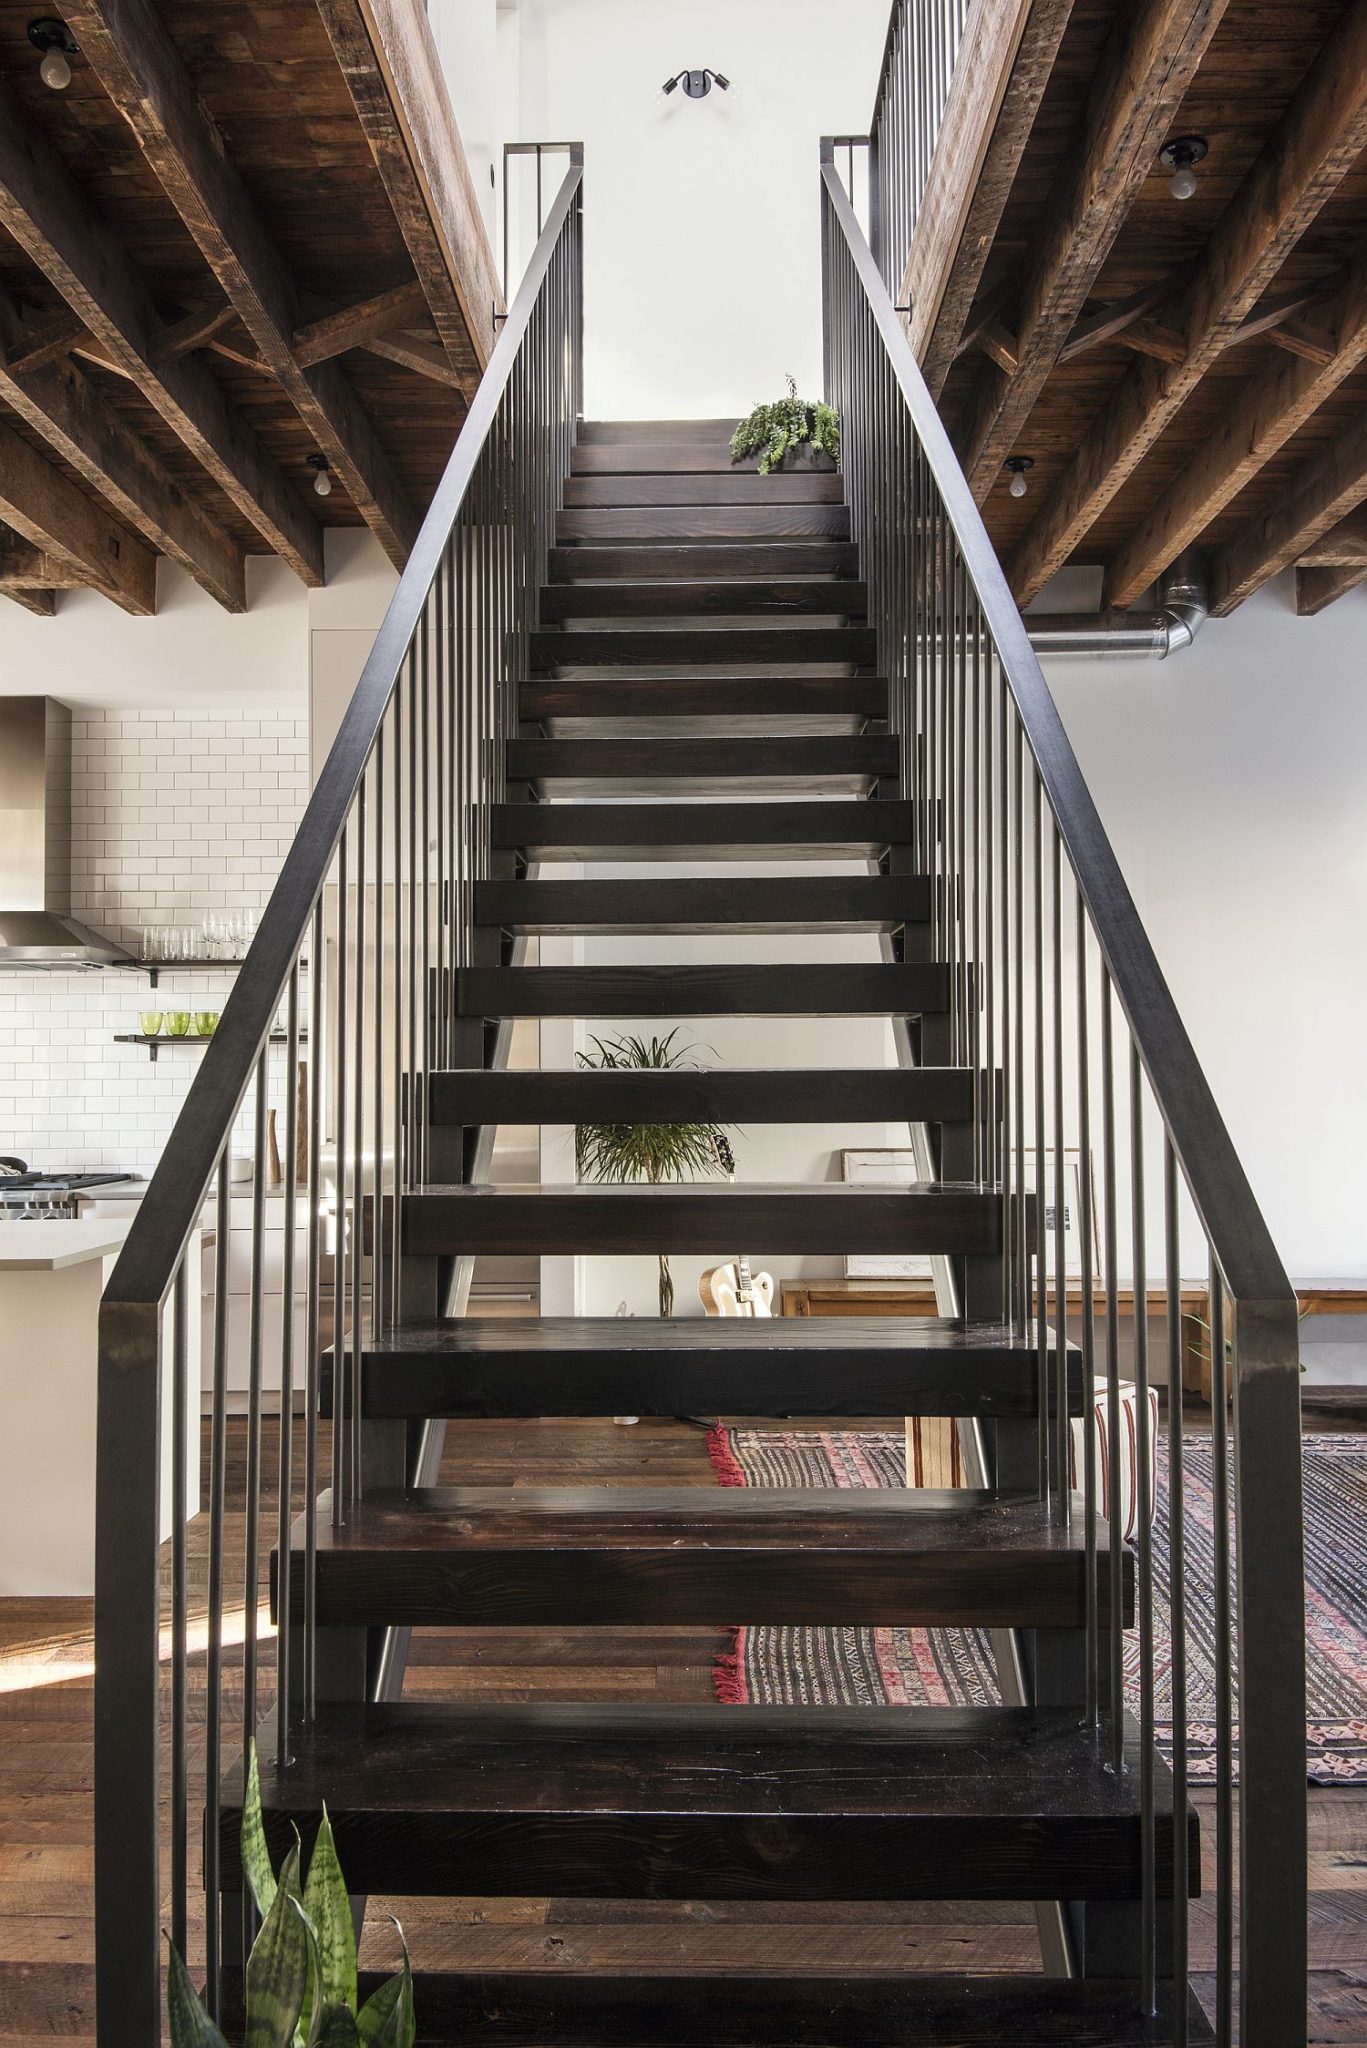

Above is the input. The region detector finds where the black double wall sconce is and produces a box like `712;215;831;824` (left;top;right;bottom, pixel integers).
661;68;730;99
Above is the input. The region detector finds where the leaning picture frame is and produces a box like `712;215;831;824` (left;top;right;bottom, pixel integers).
1017;1146;1102;1286
840;1147;936;1281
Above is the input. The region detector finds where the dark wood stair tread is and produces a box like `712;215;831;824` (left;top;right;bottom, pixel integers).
504;735;898;794
539;580;868;619
558;507;851;542
521;676;886;720
564;474;845;507
355;1969;1213;2045
530;628;876;669
492;799;911;858
548;542;860;580
223;1701;1197;1902
320;1314;1077;1421
402;1183;1002;1257
428;1065;970;1125
287;1486;1127;1630
474;876;925;934
453;964;948;1018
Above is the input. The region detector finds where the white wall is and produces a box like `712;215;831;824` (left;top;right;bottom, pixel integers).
496;0;887;417
1040;569;1367;1284
426;0;501;244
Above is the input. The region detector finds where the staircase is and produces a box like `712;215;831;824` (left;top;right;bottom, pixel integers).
226;418;1198;2044
93;149;1305;2048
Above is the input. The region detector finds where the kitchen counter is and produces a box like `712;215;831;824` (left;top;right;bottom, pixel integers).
0;1213;198;1594
0;1217;133;1269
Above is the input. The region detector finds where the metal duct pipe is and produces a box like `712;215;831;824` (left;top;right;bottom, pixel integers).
1025;552;1209;659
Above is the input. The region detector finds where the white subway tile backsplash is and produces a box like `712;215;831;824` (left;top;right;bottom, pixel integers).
0;708;307;1176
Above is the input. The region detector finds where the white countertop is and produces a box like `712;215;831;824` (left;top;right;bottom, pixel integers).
0;1217;132;1270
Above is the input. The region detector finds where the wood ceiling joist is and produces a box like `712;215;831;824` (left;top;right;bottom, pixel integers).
1106;243;1367;606
63;0;419;571
906;0;1078;400
0;79;324;588
0;412;155;614
956;0;1230;499
362;333;467;389
1212;405;1367;616
313;0;501;390
0;292;247;613
292;280;432;369
1056;288;1164;365
1295;560;1367;614
1011;0;1367;606
1296;506;1367;566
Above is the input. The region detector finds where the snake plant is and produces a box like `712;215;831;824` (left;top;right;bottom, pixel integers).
167;1742;414;2047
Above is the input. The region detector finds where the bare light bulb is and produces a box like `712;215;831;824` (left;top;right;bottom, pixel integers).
1169;162;1198;201
1009;470;1028;499
312;467;332;498
39;46;71;88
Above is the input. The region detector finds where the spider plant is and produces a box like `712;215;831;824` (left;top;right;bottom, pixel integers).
167;1741;413;2047
575;1030;735;1316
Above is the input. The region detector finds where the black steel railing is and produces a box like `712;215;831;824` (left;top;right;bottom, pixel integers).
823;140;1306;2048
867;0;972;289
92;150;582;2045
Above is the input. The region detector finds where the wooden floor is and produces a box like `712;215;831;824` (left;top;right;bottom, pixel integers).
0;1407;1360;2042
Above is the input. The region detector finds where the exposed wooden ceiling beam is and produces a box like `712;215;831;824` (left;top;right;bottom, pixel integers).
1106;243;1367;606
1297;506;1367;566
155;301;238;364
292;279;431;368
1212;405;1367;615
313;0;501;381
0;292;247;612
957;0;1230;497
905;0;1078;400
975;318;1020;376
362;332;468;389
1266;317;1336;368
64;0;418;570
1114;318;1186;365
0;79;323;587
2;587;56;616
1012;0;1367;606
1295;560;1367;614
0;413;155;614
0;536;86;589
1230;282;1334;347
4;307;87;376
1057;287;1162;364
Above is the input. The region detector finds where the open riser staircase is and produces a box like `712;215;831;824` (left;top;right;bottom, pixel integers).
92;148;1306;2046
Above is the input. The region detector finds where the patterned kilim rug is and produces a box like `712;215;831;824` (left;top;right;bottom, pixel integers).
708;1424;1367;1784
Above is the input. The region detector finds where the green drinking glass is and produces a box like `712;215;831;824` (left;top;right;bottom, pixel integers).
138;1011;164;1037
165;1010;191;1038
193;1010;219;1037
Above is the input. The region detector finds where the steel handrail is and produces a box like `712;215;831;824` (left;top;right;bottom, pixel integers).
822;152;1291;1318
98;151;583;1331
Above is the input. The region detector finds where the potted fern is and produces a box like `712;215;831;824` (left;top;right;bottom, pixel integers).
575;1030;735;1317
730;374;840;475
168;1743;414;2046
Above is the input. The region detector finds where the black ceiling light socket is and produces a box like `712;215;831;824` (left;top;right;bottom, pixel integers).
27;17;78;54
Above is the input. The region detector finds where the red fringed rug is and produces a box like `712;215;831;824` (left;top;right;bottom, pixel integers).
707;1424;1367;1784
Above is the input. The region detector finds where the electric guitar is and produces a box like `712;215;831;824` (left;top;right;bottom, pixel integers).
698;1252;774;1318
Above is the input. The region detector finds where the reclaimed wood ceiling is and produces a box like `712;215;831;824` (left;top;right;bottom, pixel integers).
0;0;502;616
908;0;1367;615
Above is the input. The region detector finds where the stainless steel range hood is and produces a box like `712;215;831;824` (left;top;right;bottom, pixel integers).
0;698;134;967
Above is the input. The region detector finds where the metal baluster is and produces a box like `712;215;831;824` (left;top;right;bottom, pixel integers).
277;965;300;1766
304;901;324;1718
169;1260;189;1957
1077;900;1098;1727
1132;1044;1155;2011
332;826;350;1525
204;1158;231;2017
1210;1260;1234;2045
372;728;386;1342
1101;969;1123;1773
1165;1137;1189;2043
1032;769;1047;1501
242;1051;269;1909
352;771;368;1506
1052;822;1067;1523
